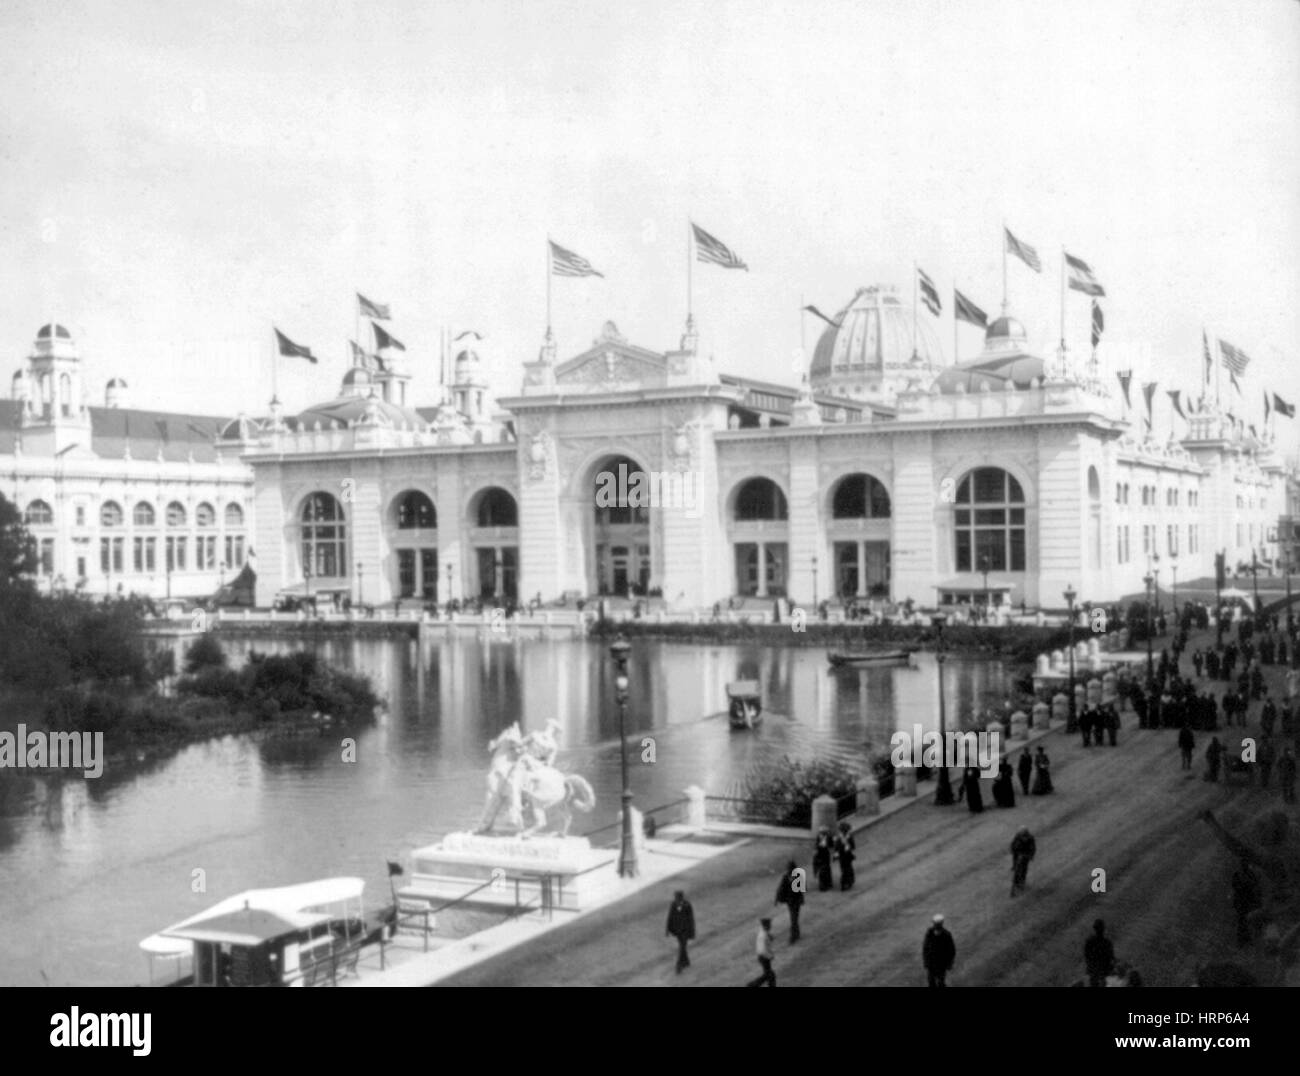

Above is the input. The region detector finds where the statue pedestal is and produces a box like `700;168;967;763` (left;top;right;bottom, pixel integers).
400;831;615;913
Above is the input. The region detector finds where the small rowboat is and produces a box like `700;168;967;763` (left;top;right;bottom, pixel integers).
827;650;912;668
726;680;762;729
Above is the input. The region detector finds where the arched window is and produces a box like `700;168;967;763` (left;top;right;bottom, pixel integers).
59;372;72;416
734;478;788;521
196;503;216;528
24;500;53;526
224;503;244;528
301;492;347;577
593;456;649;526
167;502;187;528
954;468;1026;572
100;501;124;528
831;474;891;519
395;490;436;529
476;488;518;528
133;502;156;527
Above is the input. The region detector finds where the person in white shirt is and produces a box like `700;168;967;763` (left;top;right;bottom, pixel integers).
747;918;776;987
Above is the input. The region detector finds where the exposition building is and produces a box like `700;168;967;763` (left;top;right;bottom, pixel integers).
3;292;1287;610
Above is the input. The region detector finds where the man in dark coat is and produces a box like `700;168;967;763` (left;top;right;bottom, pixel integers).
665;890;696;973
1010;827;1036;896
1084;919;1115;987
1178;724;1195;770
1017;750;1033;796
835;822;856;890
922;914;956;987
1205;737;1223;782
774;860;804;943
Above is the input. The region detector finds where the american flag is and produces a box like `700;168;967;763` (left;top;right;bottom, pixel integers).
549;240;604;278
917;268;941;316
691;222;747;270
1219;339;1251;376
1005;228;1041;273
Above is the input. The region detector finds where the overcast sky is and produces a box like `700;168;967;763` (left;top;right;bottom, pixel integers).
1;0;1296;449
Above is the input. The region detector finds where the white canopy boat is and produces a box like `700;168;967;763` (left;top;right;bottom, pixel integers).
140;877;369;987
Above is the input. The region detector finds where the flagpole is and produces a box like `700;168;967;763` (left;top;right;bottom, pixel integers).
271;331;279;405
354;297;359;369
800;293;806;374
911;263;918;360
1001;220;1008;314
1058;249;1066;377
546;236;552;335
953;285;958;365
687;221;693;323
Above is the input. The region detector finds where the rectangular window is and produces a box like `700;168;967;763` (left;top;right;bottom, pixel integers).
955;530;972;572
100;538;110;574
113;538;124;573
76;505;86;527
39;538;54;575
398;550;416;598
134;537;144;573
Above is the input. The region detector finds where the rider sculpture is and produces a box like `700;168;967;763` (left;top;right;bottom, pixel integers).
479;721;595;838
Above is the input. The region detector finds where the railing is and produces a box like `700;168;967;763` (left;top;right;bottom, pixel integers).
581;799;690;847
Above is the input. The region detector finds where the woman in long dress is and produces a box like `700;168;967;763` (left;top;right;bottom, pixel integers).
813;827;835;891
992;758;1016;808
834;822;856;890
958;765;985;812
1031;746;1054;794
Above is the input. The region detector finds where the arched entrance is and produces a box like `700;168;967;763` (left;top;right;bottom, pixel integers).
729;477;789;597
467;487;519;602
590;455;652;597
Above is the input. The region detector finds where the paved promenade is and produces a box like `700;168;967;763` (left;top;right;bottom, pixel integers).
443;627;1299;987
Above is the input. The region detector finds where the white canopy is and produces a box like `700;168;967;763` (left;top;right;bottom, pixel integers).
140;877;365;958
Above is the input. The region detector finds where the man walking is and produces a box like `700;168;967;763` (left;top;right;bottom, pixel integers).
1178;724;1195;770
1017;749;1033;796
747;917;776;987
1084;919;1115;987
1010;826;1036;896
774;860;805;943
665;890;696;974
922;914;956;987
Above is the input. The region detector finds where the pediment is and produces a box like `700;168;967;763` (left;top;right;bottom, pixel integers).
554;322;667;388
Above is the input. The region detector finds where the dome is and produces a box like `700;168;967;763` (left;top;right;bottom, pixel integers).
454;348;485;385
984;315;1029;351
809;286;944;397
106;377;127;388
37;324;72;340
341;366;373;390
297;392;426;430
933;353;1047;394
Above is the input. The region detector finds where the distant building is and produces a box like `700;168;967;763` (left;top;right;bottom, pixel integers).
2;325;253;599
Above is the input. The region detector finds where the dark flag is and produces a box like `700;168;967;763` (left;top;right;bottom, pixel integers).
1005;228;1042;272
1219;339;1251;376
954;289;988;328
1065;252;1105;296
1229;368;1242;395
274;328;318;363
918;268;941;316
1116;369;1132;407
1215;551;1226;592
349;340;371;368
1274;393;1296;418
691;222;748;270
358;293;391;320
549;240;604;278
1265;391;1271;424
1091;300;1104;350
1203;330;1212;385
386;860;404;877
1249;423;1258;440
1167;389;1185;420
1142;382;1157;424
372;322;406;351
803;304;842;330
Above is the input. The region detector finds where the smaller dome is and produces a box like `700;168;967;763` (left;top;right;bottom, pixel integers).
37;324;72;340
985;316;1027;344
342;367;373;386
106;377;127;388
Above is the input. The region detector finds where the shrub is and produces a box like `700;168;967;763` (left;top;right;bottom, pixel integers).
183;633;228;674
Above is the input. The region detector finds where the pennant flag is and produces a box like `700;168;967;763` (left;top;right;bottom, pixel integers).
549;239;604;278
1065;252;1105;296
954;289;989;328
1167;389;1185;420
1274;393;1296;418
1142;381;1157;419
1219;339;1251;376
357;293;391;320
917;268;941;316
691;222;748;270
1091;300;1104;350
1005;228;1042;272
1264;390;1271;424
803;304;842;330
386;860;404;877
274;328;318;363
1116;369;1132;407
1203;330;1213;385
372;322;406;351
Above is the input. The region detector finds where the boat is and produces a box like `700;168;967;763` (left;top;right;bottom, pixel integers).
726;680;762;729
827;649;912;667
139;877;383;987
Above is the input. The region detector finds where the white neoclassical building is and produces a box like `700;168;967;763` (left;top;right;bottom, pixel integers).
226;286;1286;611
1;325;253;599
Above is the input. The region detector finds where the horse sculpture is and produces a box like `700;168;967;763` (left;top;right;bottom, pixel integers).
479;722;596;838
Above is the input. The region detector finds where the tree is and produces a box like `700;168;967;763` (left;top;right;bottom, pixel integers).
184;632;228;674
0;492;37;592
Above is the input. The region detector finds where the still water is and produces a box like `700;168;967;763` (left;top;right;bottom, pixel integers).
0;631;1009;986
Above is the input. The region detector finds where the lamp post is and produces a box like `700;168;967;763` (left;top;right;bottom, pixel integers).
932;613;954;806
1143;571;1156;729
304;562;313;606
811;554;818;608
1064;585;1078;734
1170;553;1178;623
356;561;364;606
609;635;638;877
